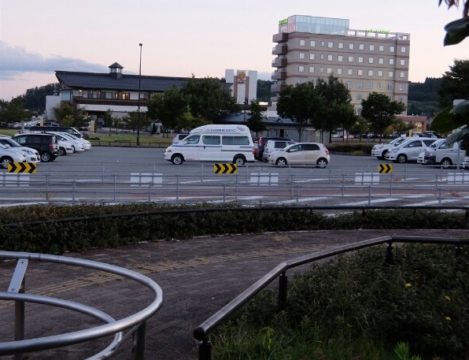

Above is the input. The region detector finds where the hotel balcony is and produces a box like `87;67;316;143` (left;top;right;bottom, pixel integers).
73;97;148;107
272;44;288;55
272;57;287;68
272;70;287;81
272;32;288;43
270;82;287;94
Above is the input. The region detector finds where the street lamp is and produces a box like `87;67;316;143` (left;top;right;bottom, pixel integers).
137;43;143;146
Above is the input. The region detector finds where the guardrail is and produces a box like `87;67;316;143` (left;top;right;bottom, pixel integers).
0;251;163;359
193;235;469;360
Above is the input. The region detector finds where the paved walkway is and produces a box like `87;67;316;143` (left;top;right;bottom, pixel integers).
0;229;467;359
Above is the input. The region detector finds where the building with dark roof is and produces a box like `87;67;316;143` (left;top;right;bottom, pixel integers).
51;62;190;120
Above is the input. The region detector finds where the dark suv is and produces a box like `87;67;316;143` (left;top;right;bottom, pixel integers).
12;134;59;162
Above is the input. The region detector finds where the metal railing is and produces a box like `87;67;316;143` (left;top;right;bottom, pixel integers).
193;235;469;360
0;251;163;359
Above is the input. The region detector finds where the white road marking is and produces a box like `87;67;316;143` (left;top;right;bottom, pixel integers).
274;197;330;205
342;198;400;206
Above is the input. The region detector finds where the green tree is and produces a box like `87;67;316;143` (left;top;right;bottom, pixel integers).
256;80;273;103
0;98;29;126
183;77;236;122
315;76;357;142
148;87;188;133
53;102;87;128
277;82;322;141
21;83;60;113
246;101;266;137
438;60;469;107
361;93;405;142
350;116;370;141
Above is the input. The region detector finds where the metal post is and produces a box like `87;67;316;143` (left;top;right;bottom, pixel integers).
385;242;394;265
113;174;117;201
368;185;371;206
223;184;226;203
278;272;288;310
72;180;76;203
45;174;49;202
235;174;238;201
176;175;179;202
136;43;143;146
132;321;146;360
198;340;212;360
341;174;345;198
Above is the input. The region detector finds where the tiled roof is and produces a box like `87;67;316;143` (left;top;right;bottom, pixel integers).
56;71;190;92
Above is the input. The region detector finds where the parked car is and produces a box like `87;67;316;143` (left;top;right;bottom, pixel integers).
47;131;85;153
0;143;27;169
256;137;292;161
58;132;91;150
12;133;59;162
262;139;296;162
417;138;446;165
371;136;408;160
435;141;466;168
269;142;330;168
385;138;436;163
0;135;40;163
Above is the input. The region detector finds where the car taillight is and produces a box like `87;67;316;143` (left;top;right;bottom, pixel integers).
49;143;56;150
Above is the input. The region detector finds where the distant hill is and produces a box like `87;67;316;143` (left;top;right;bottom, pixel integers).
407;77;442;116
14;83;60;113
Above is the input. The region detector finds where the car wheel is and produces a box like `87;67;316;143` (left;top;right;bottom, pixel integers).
171;154;184;165
276;158;287;167
72;145;76;153
1;157;13;169
441;158;452;169
382;150;389;158
58;147;66;156
233;155;246;166
317;158;328;168
40;152;52;162
397;154;407;164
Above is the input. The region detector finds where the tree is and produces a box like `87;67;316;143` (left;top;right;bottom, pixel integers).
277;82;320;141
148;87;188;133
183;77;236;122
438;60;469;107
350;116;370;141
53;102;87;128
246;101;266;137
256;80;273;103
315;76;357;142
439;0;469;45
0;98;29;126
361;93;405;142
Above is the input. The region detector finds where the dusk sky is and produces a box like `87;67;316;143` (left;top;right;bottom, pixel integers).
1;0;469;100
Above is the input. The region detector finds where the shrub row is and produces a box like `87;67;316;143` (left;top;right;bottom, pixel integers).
0;204;467;254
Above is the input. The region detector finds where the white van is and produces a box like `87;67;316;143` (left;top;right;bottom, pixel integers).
164;124;255;165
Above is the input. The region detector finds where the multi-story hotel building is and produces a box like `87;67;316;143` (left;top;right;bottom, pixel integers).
272;15;410;113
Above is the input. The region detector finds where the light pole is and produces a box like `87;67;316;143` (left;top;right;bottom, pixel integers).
137;43;143;146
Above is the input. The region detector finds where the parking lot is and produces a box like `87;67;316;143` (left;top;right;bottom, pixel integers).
0;146;468;207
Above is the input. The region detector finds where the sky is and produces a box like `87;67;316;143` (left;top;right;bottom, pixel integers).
1;0;469;101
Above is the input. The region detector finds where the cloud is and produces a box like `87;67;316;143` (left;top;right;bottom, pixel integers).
0;41;107;80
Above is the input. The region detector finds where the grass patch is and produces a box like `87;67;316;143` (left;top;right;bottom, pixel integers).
212;245;469;359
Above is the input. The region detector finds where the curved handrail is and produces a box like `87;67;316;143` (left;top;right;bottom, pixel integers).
194;235;469;342
0;251;163;358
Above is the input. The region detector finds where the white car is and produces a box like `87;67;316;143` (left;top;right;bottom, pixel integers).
385;138;436;163
269;142;330;168
371;136;408;159
417;138;446;165
262;139;295;162
0;136;40;163
49;131;88;151
0;143;27;169
435;141;466;168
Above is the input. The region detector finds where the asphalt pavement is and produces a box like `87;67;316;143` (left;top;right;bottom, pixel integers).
0;228;468;359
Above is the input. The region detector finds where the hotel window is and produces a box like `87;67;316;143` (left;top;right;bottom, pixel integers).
320;54;325;60
359;44;364;50
309;66;314;73
388;71;394;78
389;59;395;65
379;45;384;51
369;57;374;64
337;68;343;75
390;46;395;52
399;59;406;66
378;58;384;64
369;44;375;51
400;71;406;78
387;83;393;90
310;40;316;47
348;43;354;50
401;46;406;53
358;57;363;63
338;42;343;49
358;69;363;76
378;70;383;77
309;53;315;60
357;94;363;100
347;69;353;75
321;41;325;47
368;81;373;89
368;70;373;76
328;41;333;48
299;52;305;59
320;67;325;73
299;65;305;72
338;55;343;62
327;54;333;61
327;67;332;74
348;56;354;62
357;81;364;89
399;84;405;91
377;82;382;89
346;81;352;89
299;39;305;46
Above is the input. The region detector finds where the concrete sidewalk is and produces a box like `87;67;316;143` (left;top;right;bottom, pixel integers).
0;229;467;359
